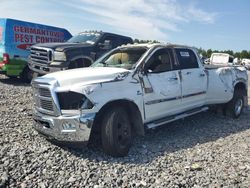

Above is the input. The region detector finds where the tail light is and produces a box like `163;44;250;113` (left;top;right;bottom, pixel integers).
3;53;10;64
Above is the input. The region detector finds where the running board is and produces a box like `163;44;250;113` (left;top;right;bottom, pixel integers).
146;106;209;129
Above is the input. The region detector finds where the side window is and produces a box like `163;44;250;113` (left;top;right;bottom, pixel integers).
99;35;116;49
119;38;132;46
146;48;173;73
175;49;199;69
229;56;234;63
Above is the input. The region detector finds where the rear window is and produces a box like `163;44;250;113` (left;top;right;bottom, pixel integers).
175;48;199;69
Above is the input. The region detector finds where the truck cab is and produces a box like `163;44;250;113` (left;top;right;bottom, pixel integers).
28;31;133;75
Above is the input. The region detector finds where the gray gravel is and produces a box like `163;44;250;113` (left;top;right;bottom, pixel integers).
0;74;250;188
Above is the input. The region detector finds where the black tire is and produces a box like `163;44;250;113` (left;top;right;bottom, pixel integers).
101;107;132;157
20;67;33;83
7;75;18;79
226;89;244;118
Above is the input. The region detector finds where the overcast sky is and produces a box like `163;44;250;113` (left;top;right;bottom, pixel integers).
0;0;249;51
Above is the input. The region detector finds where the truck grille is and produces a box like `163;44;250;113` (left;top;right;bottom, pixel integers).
30;47;52;64
39;88;51;98
33;86;58;116
40;99;54;111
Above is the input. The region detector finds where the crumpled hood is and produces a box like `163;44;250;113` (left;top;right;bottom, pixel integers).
42;67;130;87
32;42;92;51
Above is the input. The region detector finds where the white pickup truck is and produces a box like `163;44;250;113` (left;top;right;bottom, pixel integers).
210;53;234;65
32;44;248;157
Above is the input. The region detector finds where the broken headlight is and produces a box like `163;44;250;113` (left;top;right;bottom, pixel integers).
57;91;94;110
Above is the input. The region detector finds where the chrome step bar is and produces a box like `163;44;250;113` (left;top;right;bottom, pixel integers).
146;106;209;129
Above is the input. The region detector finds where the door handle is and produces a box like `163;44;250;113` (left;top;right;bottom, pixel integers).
186;71;192;75
168;77;178;81
200;73;205;77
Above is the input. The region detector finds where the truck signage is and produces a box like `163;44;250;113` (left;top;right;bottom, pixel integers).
14;25;65;50
0;18;72;81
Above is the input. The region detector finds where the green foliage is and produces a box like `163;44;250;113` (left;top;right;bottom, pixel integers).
133;42;250;59
198;47;250;59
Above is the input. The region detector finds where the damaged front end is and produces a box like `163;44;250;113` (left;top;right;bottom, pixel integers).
32;77;96;143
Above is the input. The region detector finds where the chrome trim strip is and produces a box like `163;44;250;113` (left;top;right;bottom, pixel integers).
145;91;206;105
145;96;181;105
182;91;206;99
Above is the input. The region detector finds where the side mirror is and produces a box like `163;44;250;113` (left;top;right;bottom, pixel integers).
142;65;152;75
98;40;111;50
147;69;153;73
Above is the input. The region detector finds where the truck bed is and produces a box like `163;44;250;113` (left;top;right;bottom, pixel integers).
204;64;242;70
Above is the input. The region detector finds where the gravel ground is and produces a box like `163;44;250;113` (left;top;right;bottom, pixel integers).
0;74;250;188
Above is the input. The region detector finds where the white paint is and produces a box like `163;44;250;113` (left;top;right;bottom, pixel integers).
43;67;130;87
37;44;248;126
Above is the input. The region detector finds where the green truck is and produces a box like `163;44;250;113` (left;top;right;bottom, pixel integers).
0;18;72;82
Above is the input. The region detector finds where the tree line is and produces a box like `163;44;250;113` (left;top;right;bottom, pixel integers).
133;39;250;59
195;48;250;59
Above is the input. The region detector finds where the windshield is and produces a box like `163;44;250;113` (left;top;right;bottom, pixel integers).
92;47;147;70
67;33;101;44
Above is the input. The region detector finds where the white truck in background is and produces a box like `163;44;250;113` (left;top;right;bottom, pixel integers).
241;58;250;70
31;44;248;157
210;53;234;65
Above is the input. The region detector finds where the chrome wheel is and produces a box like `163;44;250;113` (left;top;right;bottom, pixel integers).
227;89;245;119
234;98;243;116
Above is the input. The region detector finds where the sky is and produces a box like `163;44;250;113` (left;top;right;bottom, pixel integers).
0;0;249;51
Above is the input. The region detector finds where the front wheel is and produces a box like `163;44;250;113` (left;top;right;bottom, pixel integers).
20;67;34;83
226;90;244;118
101;107;132;157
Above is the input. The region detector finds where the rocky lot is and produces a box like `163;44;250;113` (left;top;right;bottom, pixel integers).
0;74;250;188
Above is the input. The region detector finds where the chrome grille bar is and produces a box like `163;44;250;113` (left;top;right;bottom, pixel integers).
32;83;60;116
30;47;53;65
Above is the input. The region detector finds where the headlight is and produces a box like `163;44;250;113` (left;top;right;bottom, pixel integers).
57;91;94;110
54;51;66;61
82;97;94;110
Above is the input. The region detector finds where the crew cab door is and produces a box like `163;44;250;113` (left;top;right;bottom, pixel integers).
175;48;207;110
142;48;182;122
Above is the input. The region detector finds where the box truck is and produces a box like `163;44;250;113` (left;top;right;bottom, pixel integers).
0;18;72;82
